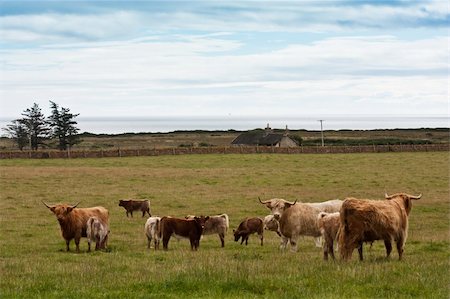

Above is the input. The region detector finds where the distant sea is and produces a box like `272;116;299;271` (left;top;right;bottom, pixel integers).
0;115;448;135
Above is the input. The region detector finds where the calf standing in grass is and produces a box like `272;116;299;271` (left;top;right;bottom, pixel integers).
317;212;340;260
159;216;209;251
118;199;151;218
144;216;161;250
86;216;109;251
233;217;264;246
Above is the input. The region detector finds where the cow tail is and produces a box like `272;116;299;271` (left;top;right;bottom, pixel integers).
339;205;349;260
223;214;229;232
157;218;162;240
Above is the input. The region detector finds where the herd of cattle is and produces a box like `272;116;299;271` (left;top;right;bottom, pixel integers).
42;192;421;261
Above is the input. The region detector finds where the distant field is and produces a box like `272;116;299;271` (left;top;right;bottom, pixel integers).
0;128;448;151
0;152;449;298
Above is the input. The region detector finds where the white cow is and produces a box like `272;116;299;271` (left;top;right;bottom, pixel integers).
86;216;109;251
144;216;161;250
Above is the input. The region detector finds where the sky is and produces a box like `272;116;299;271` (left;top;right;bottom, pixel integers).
0;0;448;126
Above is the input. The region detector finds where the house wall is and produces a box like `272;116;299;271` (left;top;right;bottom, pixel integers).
279;137;298;148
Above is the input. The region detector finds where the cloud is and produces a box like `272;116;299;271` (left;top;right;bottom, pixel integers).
0;34;446;118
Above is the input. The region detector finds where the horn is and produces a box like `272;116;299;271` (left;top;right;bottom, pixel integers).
385;193;393;199
258;197;269;204
71;202;80;209
410;194;422;200
41;201;53;209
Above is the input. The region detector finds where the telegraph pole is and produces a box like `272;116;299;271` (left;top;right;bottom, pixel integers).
318;120;324;146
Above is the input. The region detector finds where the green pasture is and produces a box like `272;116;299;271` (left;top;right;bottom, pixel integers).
0;152;449;298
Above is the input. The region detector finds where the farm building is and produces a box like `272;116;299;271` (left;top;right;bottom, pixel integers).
231;124;298;147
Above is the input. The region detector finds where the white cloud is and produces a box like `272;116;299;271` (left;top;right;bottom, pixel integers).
0;34;447;118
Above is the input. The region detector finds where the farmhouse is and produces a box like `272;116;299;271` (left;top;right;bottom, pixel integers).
231;124;298;147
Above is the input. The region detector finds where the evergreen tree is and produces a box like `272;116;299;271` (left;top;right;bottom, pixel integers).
20;103;49;150
48;101;80;150
2;120;29;150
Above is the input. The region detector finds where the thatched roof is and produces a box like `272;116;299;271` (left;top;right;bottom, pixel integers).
231;130;289;146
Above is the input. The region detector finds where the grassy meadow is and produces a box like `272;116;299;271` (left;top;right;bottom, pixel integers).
0;152;449;298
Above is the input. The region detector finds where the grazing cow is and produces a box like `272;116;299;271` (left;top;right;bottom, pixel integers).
338;193;422;261
233;217;264;246
118;199;151;218
144;217;161;250
42;201;109;252
159;216;209;251
317;212;340;260
259;197;342;249
263;215;281;236
86;216;109;251
186;214;229;247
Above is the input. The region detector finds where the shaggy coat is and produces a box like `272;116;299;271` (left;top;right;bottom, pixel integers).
338;193;421;261
159;216;209;251
259;197;342;248
118;199;151;217
317;212;340;260
233;217;264;246
86;216;109;251
43;202;109;252
144;216;161;250
278;203;322;251
186;214;229;247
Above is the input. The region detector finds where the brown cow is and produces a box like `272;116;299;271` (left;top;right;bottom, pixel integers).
338;193;421;261
118;199;151;217
42;201;109;252
159;216;209;251
233;217;264;246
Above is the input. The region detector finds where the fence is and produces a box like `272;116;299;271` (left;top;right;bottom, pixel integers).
0;144;448;159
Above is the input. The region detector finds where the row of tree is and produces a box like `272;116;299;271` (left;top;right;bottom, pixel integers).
3;102;80;151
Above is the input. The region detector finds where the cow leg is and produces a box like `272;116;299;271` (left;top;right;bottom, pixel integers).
162;235;171;251
259;233;263;246
245;235;249;245
289;235;298;252
130;211;133;218
87;240;91;252
65;239;71;251
279;236;288;251
384;239;392;258
147;236;152;249
358;243;363;261
219;233;225;247
74;237;81;253
154;239;159;251
396;238;405;260
314;236;322;248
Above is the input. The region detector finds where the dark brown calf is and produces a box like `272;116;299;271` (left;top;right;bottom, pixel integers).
118;199;151;217
159;216;209;251
233;217;264;246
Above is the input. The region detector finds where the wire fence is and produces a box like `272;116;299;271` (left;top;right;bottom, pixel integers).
0;143;448;159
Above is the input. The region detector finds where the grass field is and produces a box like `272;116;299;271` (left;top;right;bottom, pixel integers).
1;152;449;298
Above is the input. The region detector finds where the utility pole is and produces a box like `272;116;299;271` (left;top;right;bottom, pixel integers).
318;120;324;146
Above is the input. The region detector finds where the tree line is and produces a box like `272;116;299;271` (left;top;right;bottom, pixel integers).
2;102;80;151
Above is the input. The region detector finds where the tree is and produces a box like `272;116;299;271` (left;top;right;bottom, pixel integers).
48;101;80;150
2;120;29;150
20;103;49;150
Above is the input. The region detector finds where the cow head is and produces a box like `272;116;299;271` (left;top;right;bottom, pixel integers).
263;215;279;231
42;201;80;223
385;193;422;215
258;197;297;220
193;216;209;231
118;200;126;207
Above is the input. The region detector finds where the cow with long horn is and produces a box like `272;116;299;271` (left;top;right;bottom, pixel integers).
258;196;342;251
42;201;109;252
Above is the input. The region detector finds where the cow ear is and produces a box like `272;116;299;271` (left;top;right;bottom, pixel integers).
205;216;210;221
66;207;74;213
